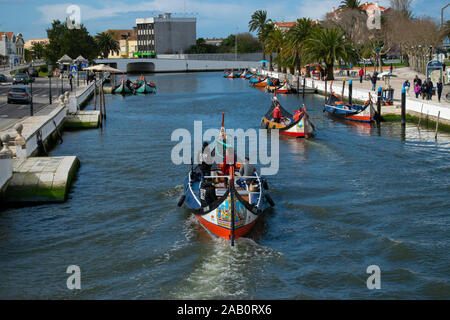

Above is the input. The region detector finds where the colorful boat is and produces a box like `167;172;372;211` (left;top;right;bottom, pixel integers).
178;113;274;246
251;77;268;87
112;78;134;94
224;72;235;78
324;92;374;123
261;99;316;138
275;81;291;94
135;81;156;94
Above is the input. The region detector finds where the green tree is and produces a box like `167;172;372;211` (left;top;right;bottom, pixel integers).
95;32;119;58
248;10;272;61
31;42;46;59
265;27;285;71
45;20;99;65
304;27;357;80
339;0;362;10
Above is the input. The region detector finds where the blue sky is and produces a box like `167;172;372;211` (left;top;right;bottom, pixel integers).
0;0;447;40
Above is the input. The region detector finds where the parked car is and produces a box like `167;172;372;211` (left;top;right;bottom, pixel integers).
0;74;7;83
12;73;32;84
7;86;31;104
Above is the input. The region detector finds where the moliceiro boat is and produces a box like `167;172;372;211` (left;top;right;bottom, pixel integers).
324;92;374;123
261;98;315;138
112;77;135;94
178;113;274;246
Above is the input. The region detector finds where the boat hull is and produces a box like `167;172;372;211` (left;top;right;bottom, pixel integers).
324;104;373;123
262;114;315;138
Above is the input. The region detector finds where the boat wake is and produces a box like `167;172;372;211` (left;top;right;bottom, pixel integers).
171;237;283;299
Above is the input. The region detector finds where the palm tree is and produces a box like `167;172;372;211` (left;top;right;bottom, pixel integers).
339;0;362;10
95;32;119;58
248;10;271;61
304;27;356;80
265;26;285;71
285;18;317;74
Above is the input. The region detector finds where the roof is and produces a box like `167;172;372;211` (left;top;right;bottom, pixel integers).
0;32;14;41
360;3;388;12
274;22;296;29
104;29;137;41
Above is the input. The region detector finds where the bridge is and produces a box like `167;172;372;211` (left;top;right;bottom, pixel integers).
94;57;260;73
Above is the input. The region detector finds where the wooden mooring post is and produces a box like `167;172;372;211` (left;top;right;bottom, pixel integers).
377;86;382;124
348;80;352;105
418;104;423;128
435;111;440;140
302;77;306;99
401;87;406;127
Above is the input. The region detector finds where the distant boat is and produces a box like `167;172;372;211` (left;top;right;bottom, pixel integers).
112;77;134;94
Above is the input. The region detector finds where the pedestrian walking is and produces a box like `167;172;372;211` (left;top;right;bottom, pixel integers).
414;82;421;99
68;73;73;91
371;72;378;91
421;81;428;100
358;68;364;83
413;75;422;87
390;63;393;74
437;78;443;102
427;78;433;100
403;80;411;96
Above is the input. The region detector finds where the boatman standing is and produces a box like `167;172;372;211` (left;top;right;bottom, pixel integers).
197;141;214;178
272;97;281;123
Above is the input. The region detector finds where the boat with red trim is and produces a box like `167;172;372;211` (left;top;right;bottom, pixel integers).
178;113;274;246
261;98;315;138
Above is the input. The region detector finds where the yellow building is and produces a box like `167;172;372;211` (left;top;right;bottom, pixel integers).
105;29;138;59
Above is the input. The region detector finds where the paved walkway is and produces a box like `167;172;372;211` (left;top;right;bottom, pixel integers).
333;67;449;105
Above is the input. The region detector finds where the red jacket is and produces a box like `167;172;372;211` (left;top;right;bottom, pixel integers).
294;110;303;122
358;69;364;76
273;107;281;119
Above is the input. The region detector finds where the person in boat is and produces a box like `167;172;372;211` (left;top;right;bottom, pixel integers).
294;105;304;123
197;141;214;178
239;156;257;186
222;151;237;187
200;178;217;207
272;98;282;123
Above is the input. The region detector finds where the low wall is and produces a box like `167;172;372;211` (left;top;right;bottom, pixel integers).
0;150;13;193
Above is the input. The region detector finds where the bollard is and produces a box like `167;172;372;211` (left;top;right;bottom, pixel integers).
349;80;353;105
297;75;299;95
14;123;27;158
377;86;382;123
435;111;440;140
0;134;12;154
401;87;406;126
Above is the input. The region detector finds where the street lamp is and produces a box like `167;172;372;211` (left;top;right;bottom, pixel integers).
28;65;34;116
48;65;53;104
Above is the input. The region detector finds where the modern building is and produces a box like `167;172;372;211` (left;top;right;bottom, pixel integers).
136;13;196;57
0;32;25;64
104;29;138;59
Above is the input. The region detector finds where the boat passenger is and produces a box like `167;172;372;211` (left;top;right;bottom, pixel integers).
239;157;257;185
197;141;214;178
200;178;217;207
273;102;281;123
294;107;303;122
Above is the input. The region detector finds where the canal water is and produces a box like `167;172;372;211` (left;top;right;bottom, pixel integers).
0;72;449;299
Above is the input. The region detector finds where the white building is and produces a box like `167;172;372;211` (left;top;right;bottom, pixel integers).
0;32;25;65
136;13;196;56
